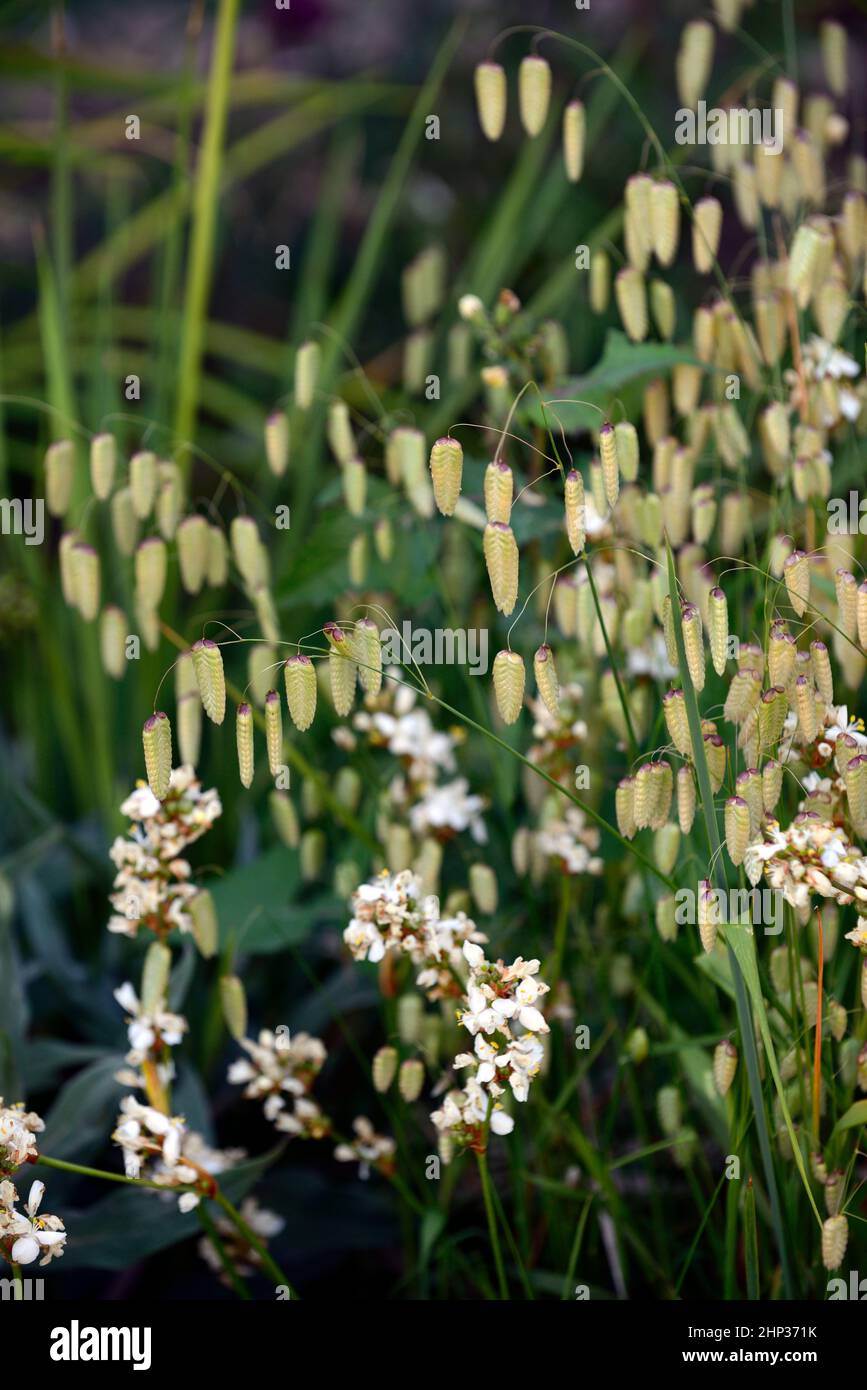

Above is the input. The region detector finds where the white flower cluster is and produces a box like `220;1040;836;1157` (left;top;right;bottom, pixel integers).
0;1178;66;1267
745;813;867;930
431;941;549;1150
107;768;222;939
334;1117;396;1179
344;869;486;997
113;981;188;1090
351;674;458;782
534;806;604;877
0;1099;44;1176
786;336;862;425
113;1096;243;1211
198;1196;284;1281
744;703;867;937
345;674;488;842
228;1030;330;1139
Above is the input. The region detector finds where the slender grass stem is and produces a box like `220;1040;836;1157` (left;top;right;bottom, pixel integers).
197;1201;251;1300
476;1150;508;1299
211;1189;299;1298
174;0;241;454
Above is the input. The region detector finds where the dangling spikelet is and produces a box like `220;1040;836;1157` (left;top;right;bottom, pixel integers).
100;606;127;679
676;19;715;108
493;649;525;725
236;703;254;788
725;797;751;866
762;759;783;814
824;1169;845;1217
836;732;859;777
264;689;283;776
599;422;619;509
822;1214;849;1271
143;711;172;800
682;604;705;693
533;644;559;716
758;687;788;750
128;450;156;520
724;666;762;723
484;460;513;524
616;777;636;839
692;197;722;273
788;223;823;307
810;640;833;703
768;626;796;686
633;764;654;830
590;250;610;313
844;755;867;834
372;1046;398;1094
518;55;551;137
713;1040;738;1097
707;587;729;676
89;433;116;500
111;487;139;557
857;581;867;649
269;789;300;849
564;469;586;555
613;422;639;484
230;515;267;591
373;518;393;565
398;1058;425;1103
650;280;675;340
737;767;763;835
284;654;317;730
562;99;585;181
45;439;74;516
677;766;696;833
783;549;809;616
354;617;383;695
429;436;463;515
698;880;719;953
192;638;226;725
794;674;818;743
643;378;669;446
72;543;100;621
835;568;857;638
265;410;289;476
327;399;355;465
650;181;680;267
615;267;648;342
343;458;367;517
294;339;320;410
474;62;507;141
483;522;519;614
324;622;356;717
176;514;209;594
625;174;653;270
663;688;691;756
177;692;201;768
349;536;368;587
220;975;248;1042
654;822;680;875
649;761;673;830
207;526;228;587
135;536;167;612
820;20;848;98
705;734;726;793
589;459;607;518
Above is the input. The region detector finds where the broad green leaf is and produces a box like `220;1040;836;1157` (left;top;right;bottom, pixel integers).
832;1100;867;1138
726;922;821;1224
525;331;699;431
53;1149;279;1270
